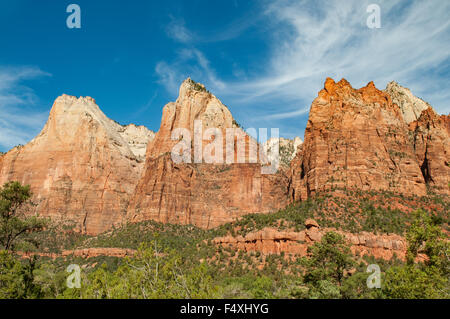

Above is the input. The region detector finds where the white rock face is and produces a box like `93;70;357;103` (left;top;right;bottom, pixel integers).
38;94;155;162
263;137;303;166
0;94;156;234
118;124;155;162
385;82;433;124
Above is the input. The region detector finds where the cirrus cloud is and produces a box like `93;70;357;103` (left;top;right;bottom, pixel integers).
0;66;51;151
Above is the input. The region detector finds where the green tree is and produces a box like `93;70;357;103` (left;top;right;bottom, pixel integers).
33;262;68;298
0;250;25;298
383;210;449;299
0;181;47;251
406;210;448;272
0;250;41;299
75;242;219;299
304;232;355;287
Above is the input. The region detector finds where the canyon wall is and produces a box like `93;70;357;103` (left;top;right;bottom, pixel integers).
289;78;449;201
127;79;290;228
0;78;447;235
0;95;154;234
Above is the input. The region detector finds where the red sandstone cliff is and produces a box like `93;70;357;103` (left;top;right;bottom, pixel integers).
0;95;154;234
127;79;290;228
409;109;450;195
0;78;447;235
289;78;449;201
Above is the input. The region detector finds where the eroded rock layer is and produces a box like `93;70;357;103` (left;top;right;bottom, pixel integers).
213;226;414;261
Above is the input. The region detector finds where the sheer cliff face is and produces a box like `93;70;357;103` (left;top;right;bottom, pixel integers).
290;79;426;200
127;79;290;229
384;81;449;194
0;78;447;235
290;78;449;201
0;95;154;234
409;109;450;195
146;78;237;160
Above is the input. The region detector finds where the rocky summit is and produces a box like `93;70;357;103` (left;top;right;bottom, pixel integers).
0;78;448;235
0;95;155;234
289;78;449;202
127;78;290;229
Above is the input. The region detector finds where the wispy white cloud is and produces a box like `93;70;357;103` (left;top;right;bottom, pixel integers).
0;66;51;151
155;48;225;97
165;17;193;43
156;0;450;137
226;0;450;113
165;12;261;44
260;105;310;121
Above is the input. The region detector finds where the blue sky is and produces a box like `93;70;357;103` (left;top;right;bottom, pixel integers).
0;0;449;152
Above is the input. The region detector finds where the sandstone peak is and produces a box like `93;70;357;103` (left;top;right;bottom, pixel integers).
366;81;376;88
384;81;433;124
291;77;430;200
324;77;336;94
0;94;156;234
179;77;208;93
321;77;356;98
40;94;154;162
147;78;239;158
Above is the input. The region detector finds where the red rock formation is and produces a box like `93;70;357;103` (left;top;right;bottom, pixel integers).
213;227;410;261
0;95;154;234
290;78;432;201
409;109;450;195
0;77;447;235
17;248;137;259
127;79;290;229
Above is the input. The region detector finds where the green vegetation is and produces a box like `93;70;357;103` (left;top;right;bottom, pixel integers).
383;210;449;298
0;182;48;251
279;143;295;167
211;188;449;236
0;183;448;299
65;243;219;299
232;119;242;129
187;78;209;93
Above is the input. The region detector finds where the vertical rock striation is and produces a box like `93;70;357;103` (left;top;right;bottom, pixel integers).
127;79;290;228
289;78;440;201
0;95;154;234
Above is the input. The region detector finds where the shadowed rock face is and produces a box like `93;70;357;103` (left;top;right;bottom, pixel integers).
127;79;290;229
409;108;450;195
0;95;154;234
289;78;447;201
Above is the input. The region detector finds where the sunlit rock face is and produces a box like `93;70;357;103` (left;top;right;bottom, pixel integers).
0;95;154;234
127;79;290;229
0;78;447;235
385;81;432;124
288;78;449;201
